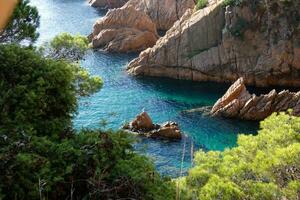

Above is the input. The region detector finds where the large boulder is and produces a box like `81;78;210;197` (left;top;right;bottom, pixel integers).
127;0;300;87
123;112;182;140
90;5;158;52
125;0;195;30
130;111;154;131
210;78;300;120
89;0;128;9
150;122;181;140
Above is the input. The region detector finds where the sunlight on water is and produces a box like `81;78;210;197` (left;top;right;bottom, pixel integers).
30;0;259;177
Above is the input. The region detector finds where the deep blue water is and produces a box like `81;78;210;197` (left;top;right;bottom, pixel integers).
31;0;258;176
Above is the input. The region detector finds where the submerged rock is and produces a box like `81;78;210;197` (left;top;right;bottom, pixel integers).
89;0;128;9
127;0;300;87
210;78;300;120
90;5;158;52
123;111;182;140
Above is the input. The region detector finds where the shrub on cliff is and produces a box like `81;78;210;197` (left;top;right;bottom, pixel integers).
0;44;175;199
179;112;300;199
46;33;89;61
197;0;208;9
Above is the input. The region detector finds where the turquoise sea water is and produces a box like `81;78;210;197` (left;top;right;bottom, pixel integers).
31;0;258;176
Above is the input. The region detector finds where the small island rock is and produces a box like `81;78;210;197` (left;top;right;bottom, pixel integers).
130;111;154;131
124;111;182;140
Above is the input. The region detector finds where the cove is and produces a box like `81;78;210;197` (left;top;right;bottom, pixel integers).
31;0;258;176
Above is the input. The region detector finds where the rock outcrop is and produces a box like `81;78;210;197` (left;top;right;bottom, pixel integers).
125;0;195;30
123;111;182;140
127;0;300;87
89;0;128;9
210;78;300;120
130;111;154;131
90;5;158;52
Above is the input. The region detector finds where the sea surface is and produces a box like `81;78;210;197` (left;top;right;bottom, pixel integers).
30;0;258;176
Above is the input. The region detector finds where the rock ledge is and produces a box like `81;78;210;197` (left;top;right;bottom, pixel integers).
211;78;300;120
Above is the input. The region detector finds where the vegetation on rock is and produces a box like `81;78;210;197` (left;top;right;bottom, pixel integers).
196;0;208;9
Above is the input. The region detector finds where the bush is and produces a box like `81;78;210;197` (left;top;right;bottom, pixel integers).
179;112;300;200
47;33;89;61
0;44;102;138
197;0;209;9
0;0;39;44
0;129;175;199
222;0;243;7
0;44;175;199
228;17;249;38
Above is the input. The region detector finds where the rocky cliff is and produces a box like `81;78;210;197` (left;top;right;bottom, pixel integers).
127;0;300;87
211;78;300;120
125;0;195;30
90;0;195;52
90;5;158;52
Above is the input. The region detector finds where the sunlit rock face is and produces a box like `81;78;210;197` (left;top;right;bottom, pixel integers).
210;78;300;120
125;0;195;30
127;0;300;87
90;5;158;52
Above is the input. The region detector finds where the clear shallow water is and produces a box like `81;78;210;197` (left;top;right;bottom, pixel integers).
31;0;258;176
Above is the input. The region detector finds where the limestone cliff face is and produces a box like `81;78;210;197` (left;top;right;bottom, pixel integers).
127;0;300;87
89;0;128;9
90;5;158;52
125;0;195;30
211;78;300;120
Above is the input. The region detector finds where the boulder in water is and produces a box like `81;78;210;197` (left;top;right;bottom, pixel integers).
130;111;154;131
124;112;182;140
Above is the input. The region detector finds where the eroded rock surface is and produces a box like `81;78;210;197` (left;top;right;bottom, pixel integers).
89;0;128;9
123;111;182;140
90;5;158;52
125;0;195;30
210;78;300;120
127;0;300;87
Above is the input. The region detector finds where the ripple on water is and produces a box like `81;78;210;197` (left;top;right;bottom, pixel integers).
30;0;259;177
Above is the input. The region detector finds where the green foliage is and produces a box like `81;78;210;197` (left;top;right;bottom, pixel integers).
47;33;89;61
43;33;103;96
222;0;243;7
0;44;174;199
0;0;39;44
197;0;209;9
0;44;102;138
228;17;249;39
0;129;175;199
180;112;300;200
